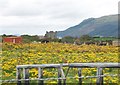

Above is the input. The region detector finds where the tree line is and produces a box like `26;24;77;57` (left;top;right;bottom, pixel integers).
1;34;117;44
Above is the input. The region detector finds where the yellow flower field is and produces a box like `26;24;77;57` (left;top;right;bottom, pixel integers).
1;42;119;84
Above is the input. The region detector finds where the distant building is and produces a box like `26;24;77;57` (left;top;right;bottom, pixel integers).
45;31;57;39
39;35;45;39
112;40;120;46
3;37;22;43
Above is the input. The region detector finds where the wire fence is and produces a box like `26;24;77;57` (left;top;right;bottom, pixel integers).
0;63;120;85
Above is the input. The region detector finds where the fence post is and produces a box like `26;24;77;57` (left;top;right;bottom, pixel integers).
78;68;82;85
38;67;44;85
58;67;62;85
96;68;103;85
60;67;66;85
23;68;29;85
17;68;21;85
64;67;70;85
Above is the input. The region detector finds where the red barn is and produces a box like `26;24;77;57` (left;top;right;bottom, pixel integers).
3;37;22;43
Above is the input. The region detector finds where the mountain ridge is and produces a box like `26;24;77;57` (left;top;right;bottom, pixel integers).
57;14;118;37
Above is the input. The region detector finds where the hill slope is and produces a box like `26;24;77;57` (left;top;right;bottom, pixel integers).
57;14;118;37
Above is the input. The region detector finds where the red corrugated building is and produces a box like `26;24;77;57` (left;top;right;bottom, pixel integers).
3;37;22;43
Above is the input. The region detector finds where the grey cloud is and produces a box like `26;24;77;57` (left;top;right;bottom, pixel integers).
0;0;82;18
0;0;119;35
0;0;47;16
1;24;68;35
0;0;9;7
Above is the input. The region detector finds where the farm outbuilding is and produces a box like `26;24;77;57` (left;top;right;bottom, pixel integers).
3;37;22;43
112;40;120;46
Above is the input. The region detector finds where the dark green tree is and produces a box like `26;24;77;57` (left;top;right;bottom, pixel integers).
21;35;40;43
79;35;93;42
61;36;75;43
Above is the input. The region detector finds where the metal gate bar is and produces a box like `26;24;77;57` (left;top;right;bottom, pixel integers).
16;63;120;85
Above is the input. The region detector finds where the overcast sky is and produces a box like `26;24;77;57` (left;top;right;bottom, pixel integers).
0;0;119;35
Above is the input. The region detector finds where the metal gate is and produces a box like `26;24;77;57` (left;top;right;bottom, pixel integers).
15;63;120;85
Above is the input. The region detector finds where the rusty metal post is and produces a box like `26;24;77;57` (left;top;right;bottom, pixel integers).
23;68;29;85
58;67;62;85
96;68;103;85
78;68;82;85
17;68;21;85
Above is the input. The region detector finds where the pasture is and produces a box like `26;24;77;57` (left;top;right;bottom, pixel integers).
1;43;119;84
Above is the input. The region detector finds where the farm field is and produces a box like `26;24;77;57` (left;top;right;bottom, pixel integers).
1;42;119;84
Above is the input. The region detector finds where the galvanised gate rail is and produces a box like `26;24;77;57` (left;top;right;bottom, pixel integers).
16;63;120;85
